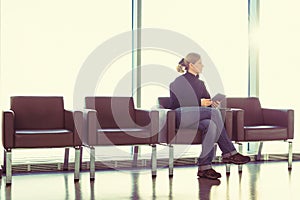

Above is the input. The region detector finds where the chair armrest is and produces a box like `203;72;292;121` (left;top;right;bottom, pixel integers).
65;110;74;130
153;108;176;144
230;108;245;141
82;109;97;146
262;108;294;139
135;109;151;126
219;108;233;140
155;108;170;143
135;109;159;144
167;110;176;144
64;110;83;146
2;110;15;149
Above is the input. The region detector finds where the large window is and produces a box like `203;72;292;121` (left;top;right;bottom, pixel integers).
259;0;300;153
0;0;133;163
140;0;248;158
2;0;296;167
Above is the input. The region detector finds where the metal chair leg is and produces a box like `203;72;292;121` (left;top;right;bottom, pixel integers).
63;148;70;171
213;143;218;160
74;146;80;182
288;141;293;170
132;146;139;167
151;145;157;177
226;164;231;175
238;143;243;173
79;146;83;171
90;147;95;181
2;150;6;174
169;145;174;177
256;142;263;161
6;149;12;185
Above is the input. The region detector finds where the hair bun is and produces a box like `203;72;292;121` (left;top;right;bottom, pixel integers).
176;64;185;73
178;58;185;65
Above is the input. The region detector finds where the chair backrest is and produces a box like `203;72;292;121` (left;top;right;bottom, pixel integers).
158;97;171;109
11;96;65;129
226;97;263;126
85;96;136;128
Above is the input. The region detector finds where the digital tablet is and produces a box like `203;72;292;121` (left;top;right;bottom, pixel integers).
212;93;226;102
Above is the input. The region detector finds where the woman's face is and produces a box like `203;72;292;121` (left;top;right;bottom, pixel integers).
191;59;204;74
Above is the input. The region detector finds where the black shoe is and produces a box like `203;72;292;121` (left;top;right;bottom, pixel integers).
197;168;221;179
222;153;251;165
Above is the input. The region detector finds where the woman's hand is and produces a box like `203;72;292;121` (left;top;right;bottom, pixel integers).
212;101;221;108
201;98;212;107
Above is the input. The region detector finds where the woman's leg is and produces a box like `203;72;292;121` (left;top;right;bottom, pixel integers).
197;119;218;170
176;107;236;155
176;107;249;175
175;108;218;169
209;108;250;163
175;107;214;129
197;119;222;179
209;108;237;156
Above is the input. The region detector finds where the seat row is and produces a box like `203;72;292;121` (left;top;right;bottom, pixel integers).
1;96;294;185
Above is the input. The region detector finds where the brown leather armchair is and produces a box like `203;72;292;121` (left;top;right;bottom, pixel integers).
84;97;159;180
226;97;294;170
158;97;233;176
2;96;82;185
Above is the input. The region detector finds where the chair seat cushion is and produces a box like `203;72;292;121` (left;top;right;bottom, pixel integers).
96;128;152;145
244;125;288;141
15;129;74;148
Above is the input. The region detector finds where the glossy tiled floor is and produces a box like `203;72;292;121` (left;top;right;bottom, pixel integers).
1;161;299;200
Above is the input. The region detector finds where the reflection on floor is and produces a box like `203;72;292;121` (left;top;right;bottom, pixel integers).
1;161;299;200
